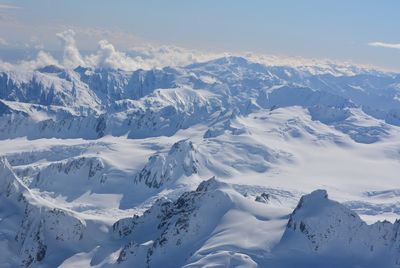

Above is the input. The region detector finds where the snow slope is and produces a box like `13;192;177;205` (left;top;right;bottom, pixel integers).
0;54;399;267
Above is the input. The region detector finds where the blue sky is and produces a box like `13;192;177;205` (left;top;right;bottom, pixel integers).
0;0;399;70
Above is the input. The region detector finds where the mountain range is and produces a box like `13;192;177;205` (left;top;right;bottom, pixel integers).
1;55;400;267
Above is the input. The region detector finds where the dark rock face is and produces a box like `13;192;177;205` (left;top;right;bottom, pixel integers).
255;192;271;203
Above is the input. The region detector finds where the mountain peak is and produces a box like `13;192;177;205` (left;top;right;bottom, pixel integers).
278;189;400;266
37;65;65;74
112;177;234;267
134;139;200;188
196;176;227;192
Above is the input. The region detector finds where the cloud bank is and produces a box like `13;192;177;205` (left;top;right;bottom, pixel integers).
0;29;224;72
0;29;389;74
369;42;400;50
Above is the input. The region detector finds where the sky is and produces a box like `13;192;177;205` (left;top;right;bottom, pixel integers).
0;0;399;71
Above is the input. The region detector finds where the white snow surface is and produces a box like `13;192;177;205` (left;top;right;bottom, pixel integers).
0;55;400;267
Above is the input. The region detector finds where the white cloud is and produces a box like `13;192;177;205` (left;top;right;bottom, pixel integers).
368;42;400;50
84;40;142;70
18;51;59;70
0;51;59;72
126;45;225;69
62;30;225;71
56;30;85;68
0;29;221;71
0;29;389;74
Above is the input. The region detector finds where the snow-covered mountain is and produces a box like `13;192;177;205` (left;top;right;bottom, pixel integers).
1;56;399;141
277;189;400;267
1;54;400;267
134;139;200;188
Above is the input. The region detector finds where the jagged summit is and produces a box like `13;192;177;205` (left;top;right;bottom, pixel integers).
0;156;14;177
37;65;65;74
134;139;200;188
0;56;399;142
276;189;400;267
292;189;329;212
195;176;227;192
0;156;28;198
107;182;400;268
112;177;236;267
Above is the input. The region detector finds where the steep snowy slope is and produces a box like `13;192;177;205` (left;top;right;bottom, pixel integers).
89;178;291;268
0;157;88;267
14;156;107;199
0;68;101;109
271;190;400;267
59;178;400;268
0;56;399;141
134;139;200;188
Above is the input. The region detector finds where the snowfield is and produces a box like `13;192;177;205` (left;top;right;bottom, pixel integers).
0;52;400;267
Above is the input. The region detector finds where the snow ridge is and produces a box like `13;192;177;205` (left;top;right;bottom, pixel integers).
134;139;199;188
278;190;400;267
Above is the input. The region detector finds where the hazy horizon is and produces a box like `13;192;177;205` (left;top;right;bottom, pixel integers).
0;0;399;71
